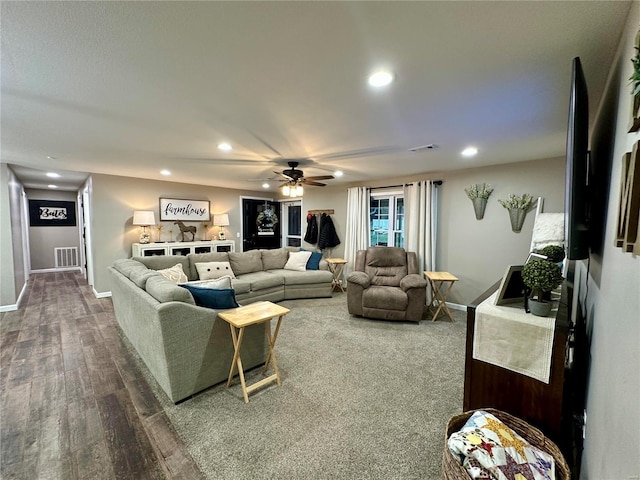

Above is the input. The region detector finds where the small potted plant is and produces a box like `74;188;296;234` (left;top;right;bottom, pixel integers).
536;245;565;264
464;183;494;220
521;259;564;317
498;193;534;233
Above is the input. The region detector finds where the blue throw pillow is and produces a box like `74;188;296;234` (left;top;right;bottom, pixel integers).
180;284;239;310
301;249;323;270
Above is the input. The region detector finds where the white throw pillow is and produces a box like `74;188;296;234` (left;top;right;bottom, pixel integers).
180;276;232;290
196;261;236;280
284;251;312;272
157;263;189;284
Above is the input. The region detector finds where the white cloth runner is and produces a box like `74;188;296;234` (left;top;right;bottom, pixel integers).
473;291;557;383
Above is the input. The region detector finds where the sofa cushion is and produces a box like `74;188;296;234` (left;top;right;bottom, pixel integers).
230;278;251;295
278;269;333;285
284;251;312;271
195;261;236;280
134;255;191;275
145;275;196;305
362;285;408;310
113;258;147;278
180;284;239;310
157;263;189;284
229;250;263;275
237;271;284;291
130;268;161;289
261;248;289;270
186;252;230;280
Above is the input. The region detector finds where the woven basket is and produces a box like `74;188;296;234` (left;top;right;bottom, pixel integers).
442;408;570;480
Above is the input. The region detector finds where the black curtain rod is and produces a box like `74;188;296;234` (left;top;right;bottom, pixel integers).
373;180;443;188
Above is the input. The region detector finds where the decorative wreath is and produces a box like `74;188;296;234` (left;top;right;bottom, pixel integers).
257;209;278;227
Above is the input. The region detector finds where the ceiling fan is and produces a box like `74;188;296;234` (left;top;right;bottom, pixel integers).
274;161;334;187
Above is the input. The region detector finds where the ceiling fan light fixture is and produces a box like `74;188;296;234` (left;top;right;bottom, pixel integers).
282;184;291;196
217;142;232;152
368;70;394;87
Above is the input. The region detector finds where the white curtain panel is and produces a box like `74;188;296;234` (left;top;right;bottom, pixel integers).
403;180;437;273
344;186;370;276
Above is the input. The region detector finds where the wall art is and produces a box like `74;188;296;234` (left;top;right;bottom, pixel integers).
159;198;210;222
28;200;77;227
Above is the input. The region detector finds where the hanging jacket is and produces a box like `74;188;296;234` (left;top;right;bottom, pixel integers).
318;214;340;249
304;214;318;244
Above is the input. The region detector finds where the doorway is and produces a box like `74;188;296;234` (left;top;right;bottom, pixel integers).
241;198;281;251
281;201;302;247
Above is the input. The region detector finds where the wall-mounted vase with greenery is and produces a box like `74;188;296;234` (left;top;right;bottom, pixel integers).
521;258;564;317
465;183;494;220
498;193;534;233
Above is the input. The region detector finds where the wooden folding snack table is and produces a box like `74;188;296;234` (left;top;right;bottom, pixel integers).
218;301;290;403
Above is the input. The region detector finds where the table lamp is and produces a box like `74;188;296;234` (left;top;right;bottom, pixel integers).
133;211;155;244
213;214;230;240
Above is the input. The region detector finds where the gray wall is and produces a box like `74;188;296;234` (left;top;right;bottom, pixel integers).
0;164;26;307
26;189;81;270
579;4;640;478
90;173;271;294
301;156;565;305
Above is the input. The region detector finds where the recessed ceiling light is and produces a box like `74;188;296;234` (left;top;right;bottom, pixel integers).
368;70;394;87
46;172;61;178
334;170;344;177
461;147;478;157
218;142;232;152
262;183;270;189
47;156;56;160
160;169;171;176
48;184;58;189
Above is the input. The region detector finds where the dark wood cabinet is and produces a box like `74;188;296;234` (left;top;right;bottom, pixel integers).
464;281;586;476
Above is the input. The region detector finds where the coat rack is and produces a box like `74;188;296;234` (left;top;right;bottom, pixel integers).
308;209;334;215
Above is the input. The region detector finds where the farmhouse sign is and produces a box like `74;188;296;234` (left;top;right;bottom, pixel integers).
159;198;210;222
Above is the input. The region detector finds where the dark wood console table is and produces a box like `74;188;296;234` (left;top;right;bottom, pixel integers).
464;281;585;475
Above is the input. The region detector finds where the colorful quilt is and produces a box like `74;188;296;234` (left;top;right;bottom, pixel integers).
447;411;555;480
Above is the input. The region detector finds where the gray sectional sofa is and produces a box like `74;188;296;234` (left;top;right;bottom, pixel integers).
108;247;333;403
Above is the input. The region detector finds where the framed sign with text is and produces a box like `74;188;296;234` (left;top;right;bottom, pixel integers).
159;198;210;221
28;200;77;227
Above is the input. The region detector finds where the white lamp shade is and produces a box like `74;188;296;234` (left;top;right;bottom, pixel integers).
133;211;155;226
213;213;230;226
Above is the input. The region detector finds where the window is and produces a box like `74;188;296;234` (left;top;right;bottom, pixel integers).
370;192;404;247
281;201;302;247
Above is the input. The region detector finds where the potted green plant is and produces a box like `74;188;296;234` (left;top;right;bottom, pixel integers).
498;193;534;233
536;245;565;264
521;259;564;317
465;183;494;220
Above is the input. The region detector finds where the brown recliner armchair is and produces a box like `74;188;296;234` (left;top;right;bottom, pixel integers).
347;247;427;322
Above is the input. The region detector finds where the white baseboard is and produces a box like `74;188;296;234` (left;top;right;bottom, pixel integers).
94;289;112;299
31;267;82;273
447;302;467;311
0;281;28;312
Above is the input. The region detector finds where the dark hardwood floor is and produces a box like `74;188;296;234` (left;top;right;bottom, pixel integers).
1;272;204;480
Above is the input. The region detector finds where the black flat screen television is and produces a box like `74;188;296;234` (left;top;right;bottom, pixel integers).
565;57;590;260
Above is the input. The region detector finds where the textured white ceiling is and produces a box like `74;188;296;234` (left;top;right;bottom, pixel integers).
1;1;631;191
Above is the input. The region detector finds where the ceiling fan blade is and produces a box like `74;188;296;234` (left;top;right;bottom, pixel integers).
304;175;334;181
274;171;294;180
314;145;402;161
301;179;327;187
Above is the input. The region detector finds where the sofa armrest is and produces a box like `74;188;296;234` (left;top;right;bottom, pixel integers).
400;274;428;292
347;271;371;288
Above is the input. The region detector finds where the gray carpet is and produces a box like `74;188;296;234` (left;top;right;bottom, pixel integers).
144;294;467;479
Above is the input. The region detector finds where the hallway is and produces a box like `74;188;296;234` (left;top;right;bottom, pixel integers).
0;272;203;479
